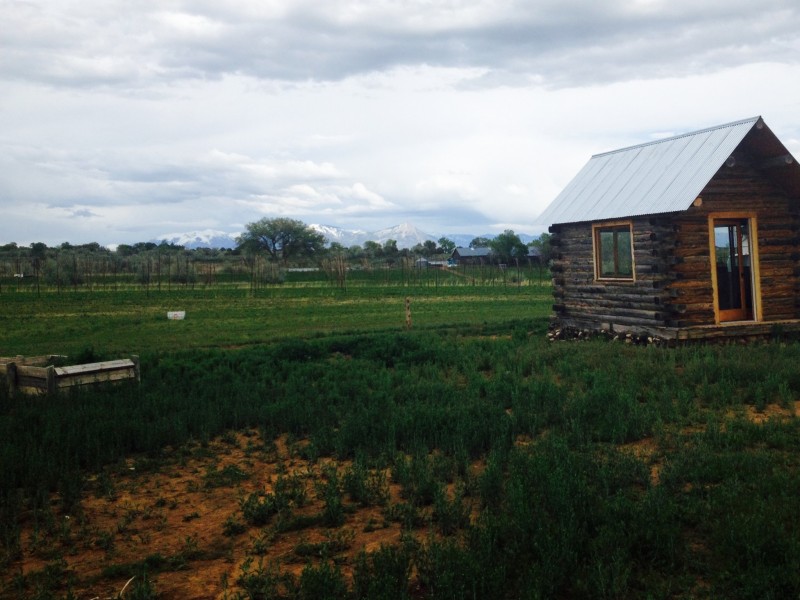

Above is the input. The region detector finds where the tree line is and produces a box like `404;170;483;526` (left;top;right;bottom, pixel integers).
0;218;552;289
237;217;552;265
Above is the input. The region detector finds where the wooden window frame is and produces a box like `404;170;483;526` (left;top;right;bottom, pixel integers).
592;221;635;281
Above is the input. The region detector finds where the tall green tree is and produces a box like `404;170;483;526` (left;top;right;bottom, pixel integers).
469;236;491;249
422;240;437;257
236;218;327;264
363;240;383;259
383;239;399;258
490;230;528;264
437;237;456;254
529;233;553;265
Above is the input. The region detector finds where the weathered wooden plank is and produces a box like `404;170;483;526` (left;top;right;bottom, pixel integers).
5;356;139;395
16;365;50;379
55;359;135;377
57;368;136;388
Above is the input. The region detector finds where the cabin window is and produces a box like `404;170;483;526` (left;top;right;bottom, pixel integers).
594;223;634;279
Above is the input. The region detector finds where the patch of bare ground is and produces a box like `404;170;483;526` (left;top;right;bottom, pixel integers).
619;437;662;486
741;400;799;424
2;431;454;600
618;399;800;489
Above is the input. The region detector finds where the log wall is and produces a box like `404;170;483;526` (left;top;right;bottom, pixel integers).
550;217;674;332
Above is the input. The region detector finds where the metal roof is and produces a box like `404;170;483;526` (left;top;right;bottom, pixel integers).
537;116;770;227
452;247;492;257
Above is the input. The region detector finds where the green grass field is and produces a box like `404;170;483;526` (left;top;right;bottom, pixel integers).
2;279;800;599
0;283;551;356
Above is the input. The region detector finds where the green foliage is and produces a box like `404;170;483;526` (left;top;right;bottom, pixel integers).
125;572;158;600
298;560;348;600
222;515;246;537
342;460;389;507
352;544;412;600
203;463;250;489
432;485;470;536
236;217;326;264
239;492;281;527
489;229;528;263
236;557;286;599
316;466;345;528
3;286;800;599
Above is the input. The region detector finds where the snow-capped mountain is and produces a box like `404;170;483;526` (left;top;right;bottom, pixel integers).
369;222;437;248
153;230;239;249
309;222;437;249
152;223;538;250
307;224;369;247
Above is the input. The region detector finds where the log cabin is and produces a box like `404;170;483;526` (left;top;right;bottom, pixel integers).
537;116;800;342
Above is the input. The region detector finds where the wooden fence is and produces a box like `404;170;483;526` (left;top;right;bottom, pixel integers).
1;355;140;395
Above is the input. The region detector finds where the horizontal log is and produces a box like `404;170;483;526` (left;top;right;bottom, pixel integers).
669;298;714;310
556;284;667;296
670;302;715;315
755;221;800;232
560;310;663;328
756;236;798;247
557;297;664;312
668;279;713;290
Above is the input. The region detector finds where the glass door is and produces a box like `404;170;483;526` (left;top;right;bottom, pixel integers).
713;219;753;322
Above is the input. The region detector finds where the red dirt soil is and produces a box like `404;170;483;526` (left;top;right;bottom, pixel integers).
4;432;418;600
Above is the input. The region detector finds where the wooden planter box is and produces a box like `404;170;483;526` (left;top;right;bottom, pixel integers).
1;355;140;395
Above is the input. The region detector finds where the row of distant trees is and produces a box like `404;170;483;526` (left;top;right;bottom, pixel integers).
0;218;552;287
236;217;552;265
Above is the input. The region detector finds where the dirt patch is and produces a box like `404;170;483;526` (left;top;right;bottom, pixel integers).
742;400;799;424
619;437;662;486
3;431;428;600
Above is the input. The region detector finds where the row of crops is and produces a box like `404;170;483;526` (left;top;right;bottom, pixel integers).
3;323;800;598
0;260;550;295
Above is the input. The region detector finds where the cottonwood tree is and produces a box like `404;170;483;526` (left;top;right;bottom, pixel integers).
469;236;491;249
437;237;456;254
490;230;528;264
236;218;327;264
529;233;553;265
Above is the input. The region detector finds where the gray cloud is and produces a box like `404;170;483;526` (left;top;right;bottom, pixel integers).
4;1;799;89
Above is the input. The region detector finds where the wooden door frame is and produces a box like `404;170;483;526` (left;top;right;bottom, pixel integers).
708;212;762;324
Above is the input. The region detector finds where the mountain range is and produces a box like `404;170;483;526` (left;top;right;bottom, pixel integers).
153;223;535;250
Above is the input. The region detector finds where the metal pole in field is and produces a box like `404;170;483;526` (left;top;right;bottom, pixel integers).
405;297;412;330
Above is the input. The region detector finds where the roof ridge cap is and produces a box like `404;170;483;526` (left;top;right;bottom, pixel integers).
592;116;762;158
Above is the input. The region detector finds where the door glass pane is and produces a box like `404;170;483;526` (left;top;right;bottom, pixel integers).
715;224;741;310
740;224;752;309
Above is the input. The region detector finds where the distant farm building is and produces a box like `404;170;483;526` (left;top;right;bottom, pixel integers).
538;116;800;342
415;258;450;268
526;247;542;264
451;247;493;265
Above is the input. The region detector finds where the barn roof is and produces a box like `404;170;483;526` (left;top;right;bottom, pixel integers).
452;247;492;257
537;116;800;227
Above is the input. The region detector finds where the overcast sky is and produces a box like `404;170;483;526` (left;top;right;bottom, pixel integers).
2;0;799;247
